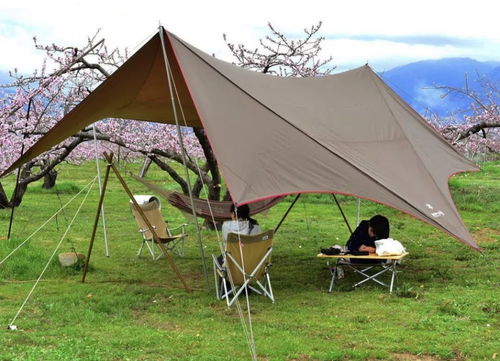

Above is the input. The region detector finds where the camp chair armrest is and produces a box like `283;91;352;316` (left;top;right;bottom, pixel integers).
168;224;188;232
138;225;157;234
153;235;185;244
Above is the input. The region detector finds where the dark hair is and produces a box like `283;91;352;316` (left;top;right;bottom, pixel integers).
369;214;390;240
230;204;258;225
230;204;250;220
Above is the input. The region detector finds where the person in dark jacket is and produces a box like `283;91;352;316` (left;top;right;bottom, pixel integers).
345;214;390;263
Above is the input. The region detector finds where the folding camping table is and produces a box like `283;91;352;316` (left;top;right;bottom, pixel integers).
317;252;409;294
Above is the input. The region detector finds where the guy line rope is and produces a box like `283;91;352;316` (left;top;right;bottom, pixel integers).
8;176;97;329
164;33;258;360
0;175;98;267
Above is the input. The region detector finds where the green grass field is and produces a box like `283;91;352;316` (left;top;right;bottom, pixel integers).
0;161;498;361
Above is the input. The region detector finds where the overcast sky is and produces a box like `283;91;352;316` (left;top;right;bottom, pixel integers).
1;0;500;75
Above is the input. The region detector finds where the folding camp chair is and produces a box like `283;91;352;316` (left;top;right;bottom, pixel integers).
212;230;275;307
130;195;187;259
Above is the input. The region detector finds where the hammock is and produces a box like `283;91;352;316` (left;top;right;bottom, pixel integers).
131;174;284;221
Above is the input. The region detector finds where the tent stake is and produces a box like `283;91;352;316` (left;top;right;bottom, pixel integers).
102;152;192;293
332;194;353;234
159;26;209;291
82;153;112;283
274;193;301;234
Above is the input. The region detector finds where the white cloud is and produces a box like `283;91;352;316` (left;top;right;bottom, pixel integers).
1;0;500;73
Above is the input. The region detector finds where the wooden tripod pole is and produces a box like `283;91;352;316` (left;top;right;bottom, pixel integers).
82;153;113;283
102;152;192;293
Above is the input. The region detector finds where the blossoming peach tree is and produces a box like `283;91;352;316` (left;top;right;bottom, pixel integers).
431;76;499;157
0;32;205;208
1;24;498;209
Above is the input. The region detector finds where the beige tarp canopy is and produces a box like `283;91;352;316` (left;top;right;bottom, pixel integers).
3;28;480;250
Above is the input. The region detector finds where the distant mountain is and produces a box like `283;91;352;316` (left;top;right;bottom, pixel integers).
380;58;500;118
489;66;500;82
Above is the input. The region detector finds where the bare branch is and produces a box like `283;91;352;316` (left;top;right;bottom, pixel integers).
454;121;500;142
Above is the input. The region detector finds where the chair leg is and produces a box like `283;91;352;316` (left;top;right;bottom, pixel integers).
154;245;163;260
147;241;156;259
175;237;185;257
137;241;146;257
178;237;185;257
138;240;156;259
164;237;185;258
223;279;232;307
227;281;251;307
213;262;221;300
265;272;275;303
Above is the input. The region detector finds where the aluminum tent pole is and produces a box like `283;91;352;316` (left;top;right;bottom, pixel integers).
159;27;209;290
332;194;353;234
356;198;361;226
274;193;301;234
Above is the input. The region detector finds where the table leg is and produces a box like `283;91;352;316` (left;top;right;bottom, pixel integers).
389;261;397;294
328;259;340;293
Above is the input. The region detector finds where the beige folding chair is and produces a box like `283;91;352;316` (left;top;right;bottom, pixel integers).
130;195;187;259
212;230;275;307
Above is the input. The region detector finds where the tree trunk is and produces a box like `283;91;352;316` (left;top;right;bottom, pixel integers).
11;183;28;207
193;127;221;201
139;156;152;177
0;183;10;209
149;155;189;195
10;166;31;207
192;177;204;198
222;190;232;201
42;168;58;189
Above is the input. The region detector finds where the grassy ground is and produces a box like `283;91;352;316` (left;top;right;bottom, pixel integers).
0;161;498;361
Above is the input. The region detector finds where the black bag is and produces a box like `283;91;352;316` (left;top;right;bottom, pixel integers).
320;247;341;255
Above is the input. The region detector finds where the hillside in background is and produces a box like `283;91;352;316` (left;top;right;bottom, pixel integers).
380;58;500;119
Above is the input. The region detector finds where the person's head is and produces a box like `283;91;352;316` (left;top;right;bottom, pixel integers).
230;204;250;220
368;214;390;240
